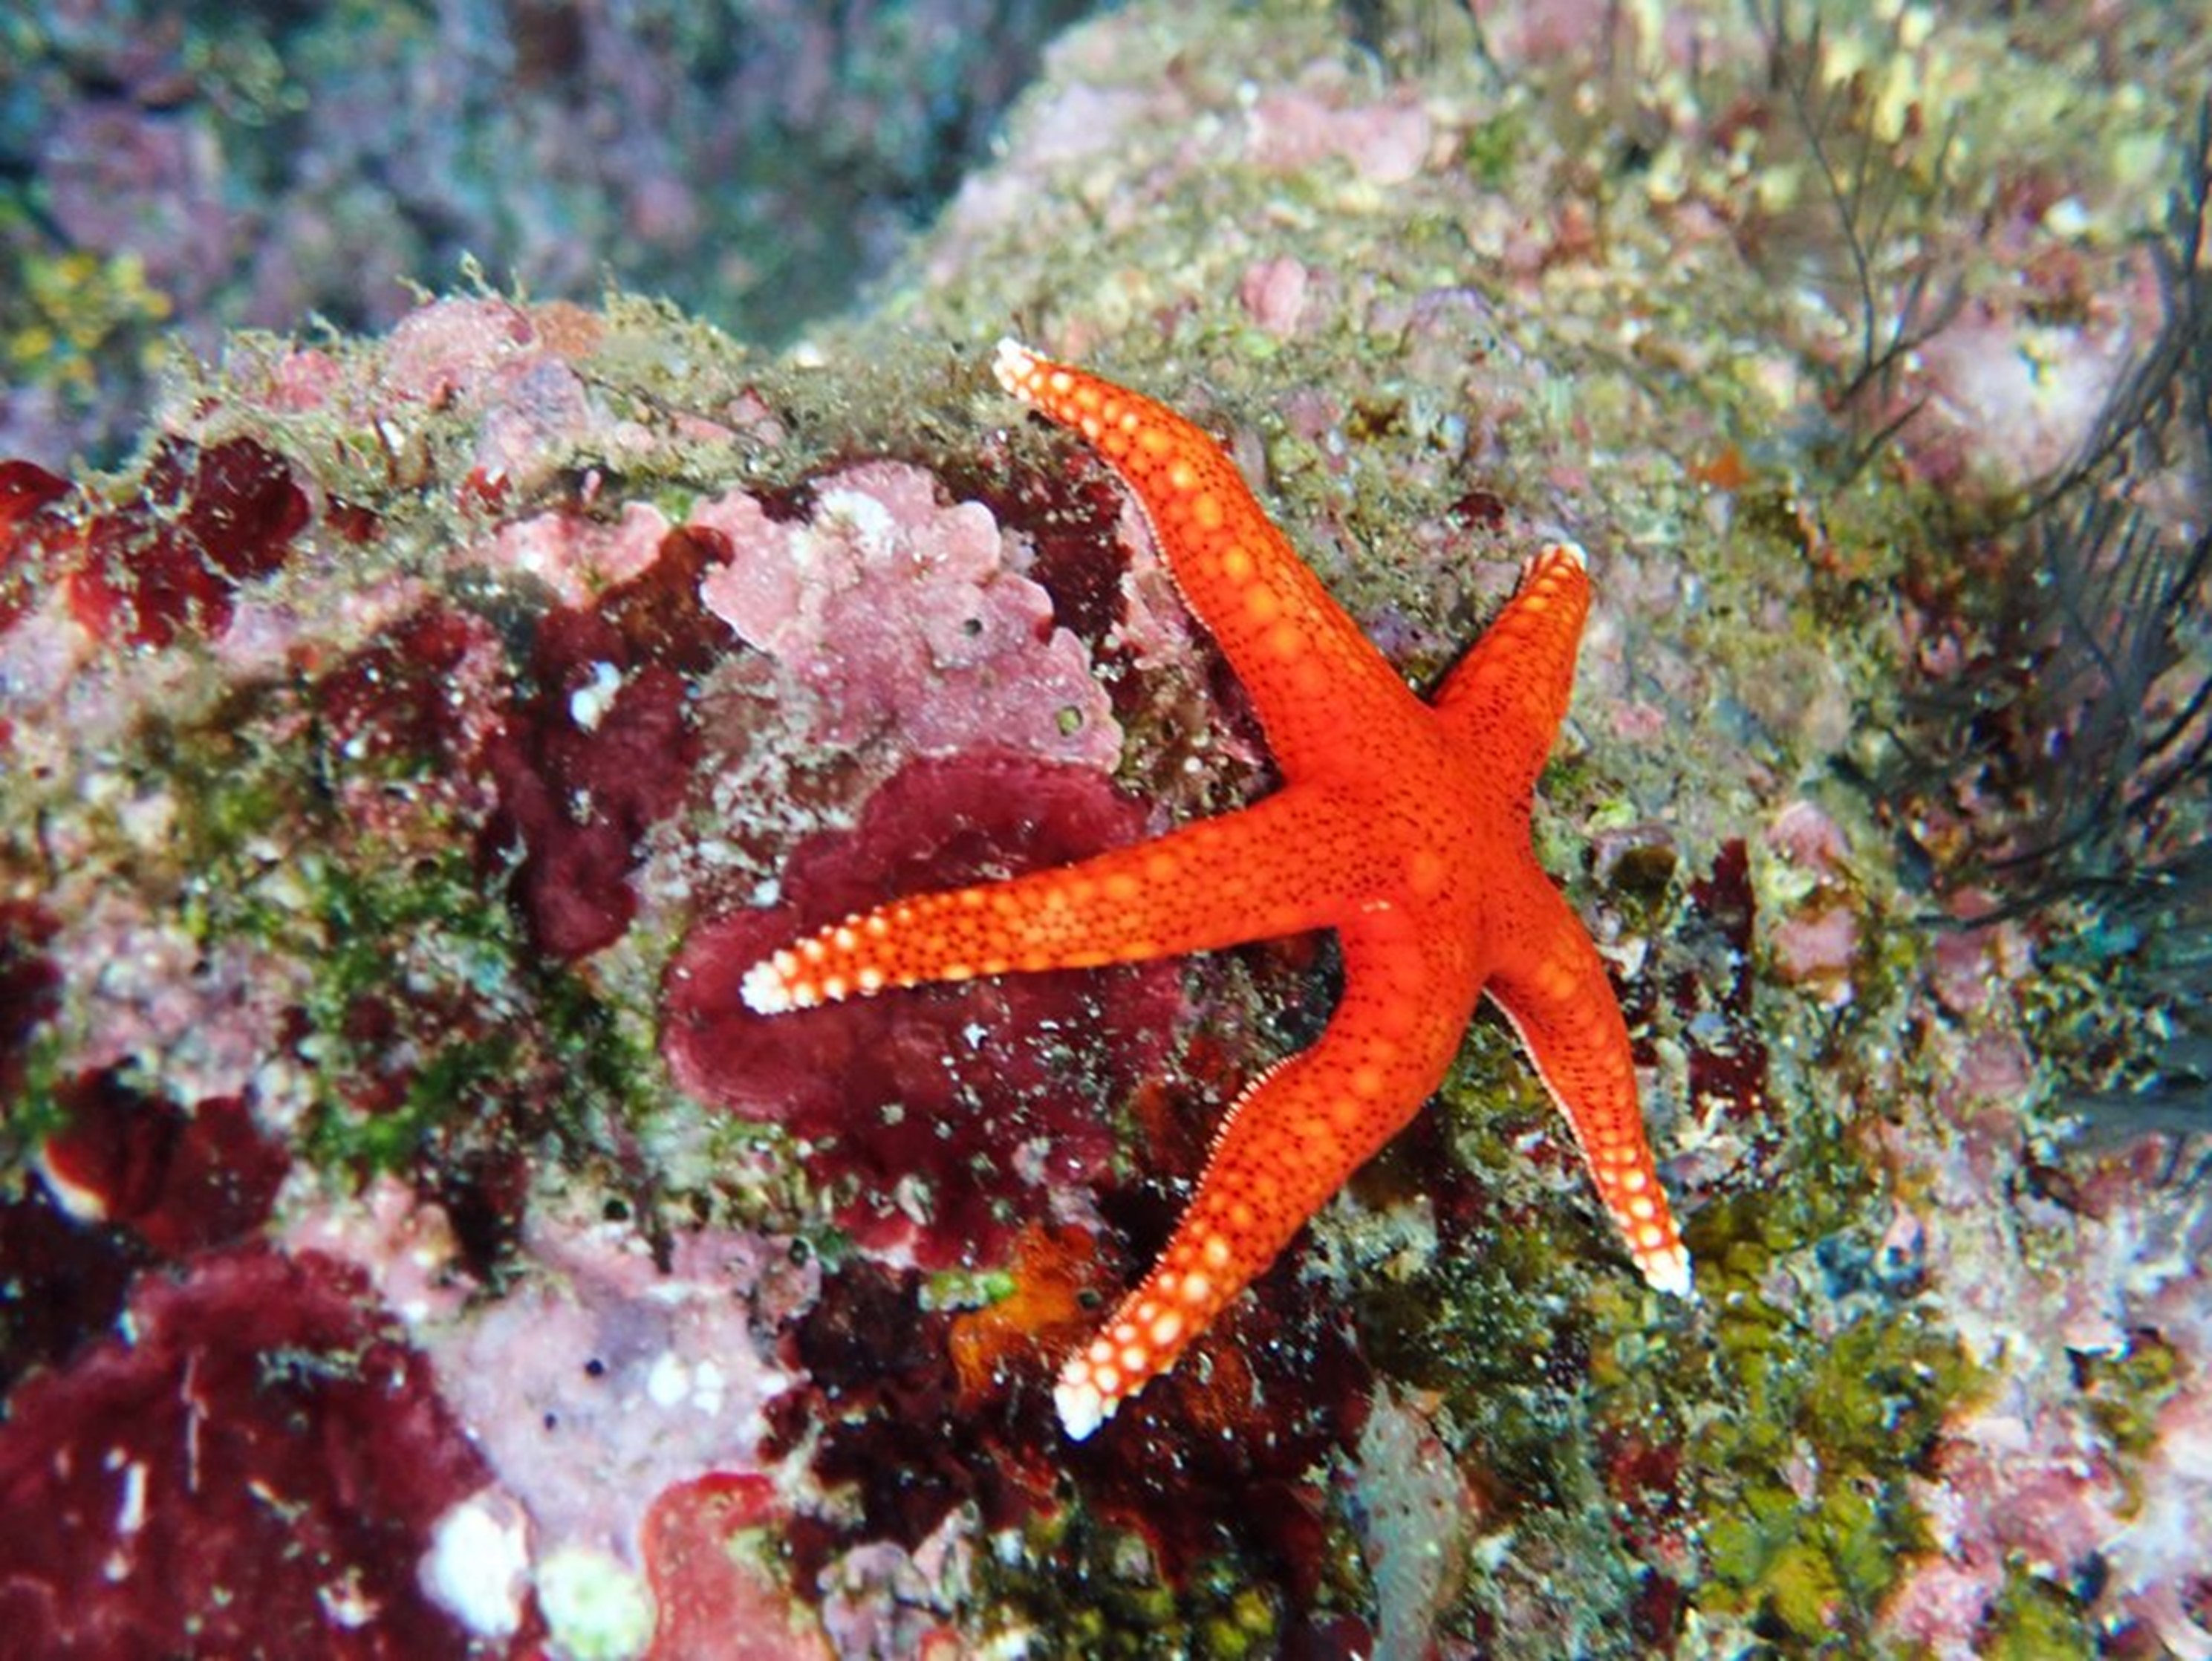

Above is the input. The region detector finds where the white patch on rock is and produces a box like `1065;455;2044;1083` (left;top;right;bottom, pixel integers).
567;660;624;732
420;1487;532;1641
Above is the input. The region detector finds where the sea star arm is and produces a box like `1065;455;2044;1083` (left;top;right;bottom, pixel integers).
741;792;1362;1013
1055;906;1474;1438
1434;540;1593;800
994;339;1427;776
1484;866;1693;1297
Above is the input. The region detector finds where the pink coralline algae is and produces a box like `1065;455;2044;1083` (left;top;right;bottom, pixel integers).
235;298;651;515
472;501;677;612
1928;906;2034;1020
694;461;1120;770
1769;903;1861;1004
1237;254;1320;338
379;296;594;412
1246;68;1432;187
0;1245;495;1658
51;895;301;1111
426;1218;814;1576
666;753;1182;1270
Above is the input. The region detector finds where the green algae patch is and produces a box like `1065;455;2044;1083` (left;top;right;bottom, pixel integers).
1670;1189;1982;1650
1979;1566;2101;1660
972;1511;1284;1661
2079;1331;2184;1463
1359;1049;1984;1657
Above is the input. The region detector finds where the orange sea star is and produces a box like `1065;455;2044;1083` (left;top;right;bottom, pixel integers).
744;339;1691;1438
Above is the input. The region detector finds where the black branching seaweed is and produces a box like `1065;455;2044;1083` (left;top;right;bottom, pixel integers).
1903;100;2212;1129
1748;0;1968;480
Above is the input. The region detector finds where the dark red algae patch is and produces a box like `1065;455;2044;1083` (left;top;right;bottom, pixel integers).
315;602;507;791
1085;1337;1370;1605
767;1258;1032;1590
0;458;70;533
0;461;73;632
759;1051;1373;1608
663;750;1183;1271
487;524;735;958
62;438;310;649
1630;836;1778;1186
0;1182;141;1398
38;1069;288;1259
767;1244;1372;1621
1601;1426;1692;1647
1064;1170;1376;1599
0;1245;490;1658
0;898;60;1103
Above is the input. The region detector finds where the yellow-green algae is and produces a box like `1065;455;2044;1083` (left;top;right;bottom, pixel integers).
1;247;173;403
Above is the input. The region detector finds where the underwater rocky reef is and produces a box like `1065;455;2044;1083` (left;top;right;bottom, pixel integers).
2;2;2209;1657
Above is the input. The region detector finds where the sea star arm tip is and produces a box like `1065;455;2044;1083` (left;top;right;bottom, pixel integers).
1054;1372;1107;1440
1641;1241;1696;1298
739;948;798;1012
1486;880;1692;1295
992;334;1041;394
993;338;1426;776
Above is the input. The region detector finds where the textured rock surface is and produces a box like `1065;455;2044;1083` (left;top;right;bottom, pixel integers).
2;2;2208;1656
